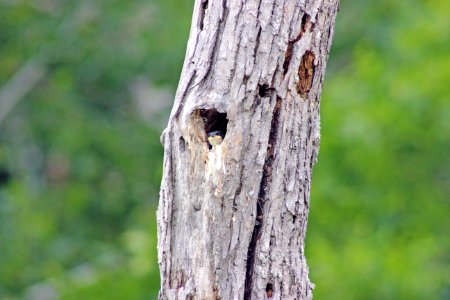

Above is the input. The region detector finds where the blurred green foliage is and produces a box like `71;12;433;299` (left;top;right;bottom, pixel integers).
308;0;449;299
0;0;193;298
0;0;448;299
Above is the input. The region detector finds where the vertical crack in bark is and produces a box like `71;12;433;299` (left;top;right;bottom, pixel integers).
244;96;282;299
167;132;176;288
198;0;229;87
254;27;262;59
282;40;295;76
199;0;209;30
282;13;313;76
174;70;197;119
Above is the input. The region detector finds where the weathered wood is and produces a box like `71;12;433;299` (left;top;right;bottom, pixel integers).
157;0;339;299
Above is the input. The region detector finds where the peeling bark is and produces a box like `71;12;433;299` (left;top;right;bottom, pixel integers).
157;0;339;299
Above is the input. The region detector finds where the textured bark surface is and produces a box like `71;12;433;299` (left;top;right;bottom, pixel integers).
157;0;338;299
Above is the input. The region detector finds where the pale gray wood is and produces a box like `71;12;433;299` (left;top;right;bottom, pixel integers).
157;0;339;299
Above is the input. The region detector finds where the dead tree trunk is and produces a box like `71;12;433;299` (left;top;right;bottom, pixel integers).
157;0;339;299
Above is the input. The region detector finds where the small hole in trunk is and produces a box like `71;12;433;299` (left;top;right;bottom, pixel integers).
266;283;273;298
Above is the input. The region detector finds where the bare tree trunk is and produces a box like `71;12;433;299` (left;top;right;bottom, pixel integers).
157;0;339;299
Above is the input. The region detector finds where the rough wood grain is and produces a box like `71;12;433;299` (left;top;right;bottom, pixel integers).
157;0;339;299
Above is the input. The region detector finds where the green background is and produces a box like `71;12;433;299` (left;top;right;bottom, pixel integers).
0;0;448;299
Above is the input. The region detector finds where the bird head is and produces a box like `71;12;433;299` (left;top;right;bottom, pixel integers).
207;130;224;147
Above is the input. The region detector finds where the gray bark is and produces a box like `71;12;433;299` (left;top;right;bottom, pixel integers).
157;0;339;299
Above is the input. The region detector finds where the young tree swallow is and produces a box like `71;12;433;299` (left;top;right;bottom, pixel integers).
207;130;224;147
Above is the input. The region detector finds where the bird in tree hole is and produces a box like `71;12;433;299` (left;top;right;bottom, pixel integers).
207;130;224;148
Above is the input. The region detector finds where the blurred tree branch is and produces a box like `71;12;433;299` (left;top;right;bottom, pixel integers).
0;59;47;127
0;1;95;127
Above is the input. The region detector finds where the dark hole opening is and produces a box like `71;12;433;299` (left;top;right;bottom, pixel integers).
301;13;311;33
258;84;271;97
266;283;273;297
201;0;209;11
198;109;228;149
